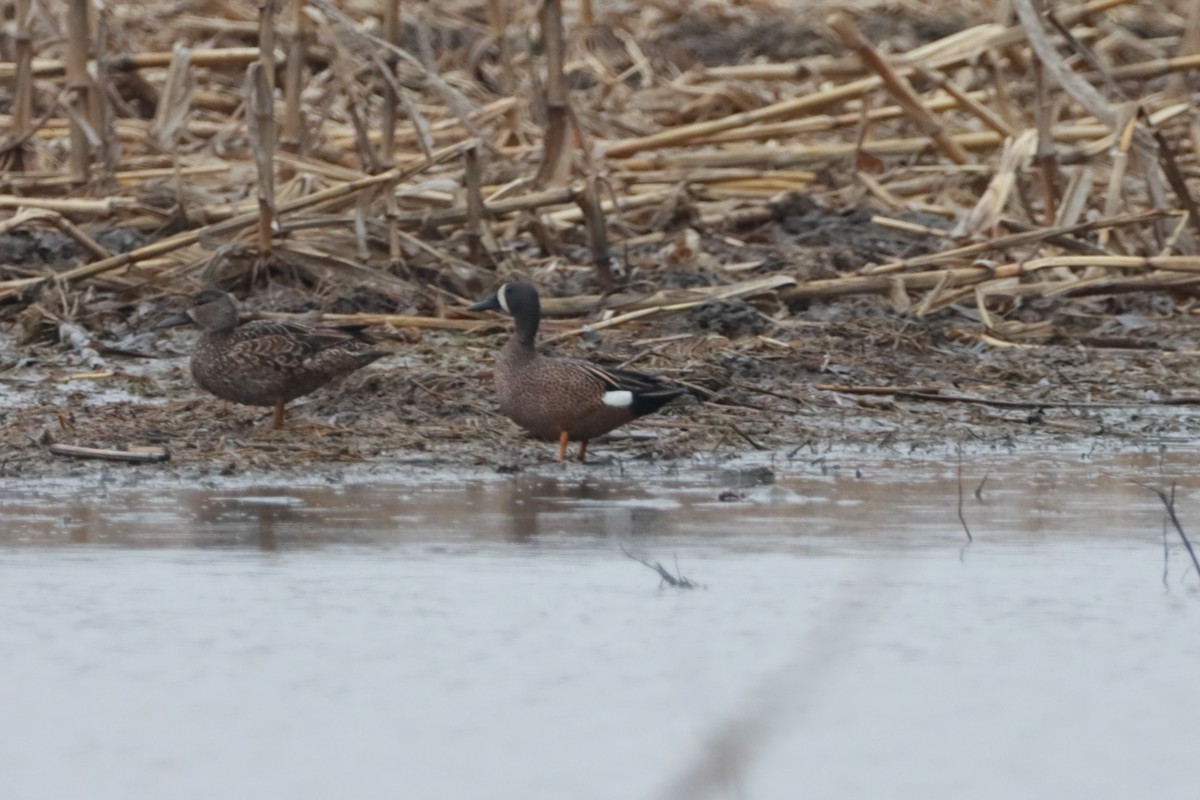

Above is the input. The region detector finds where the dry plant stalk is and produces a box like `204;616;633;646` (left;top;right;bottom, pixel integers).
89;1;119;174
245;63;277;258
576;175;617;290
380;0;402;262
258;0;277;95
0;47;262;79
827;13;970;165
463;143;488;265
485;0;515;99
152;45;194;151
65;0;92;184
282;0;310;151
535;0;572;186
9;0;34;171
953;130;1038;237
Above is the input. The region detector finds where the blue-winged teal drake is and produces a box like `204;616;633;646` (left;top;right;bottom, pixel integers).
160;289;387;430
469;282;697;462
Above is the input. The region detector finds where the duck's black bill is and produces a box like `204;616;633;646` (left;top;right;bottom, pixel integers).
467;294;501;313
156;312;193;329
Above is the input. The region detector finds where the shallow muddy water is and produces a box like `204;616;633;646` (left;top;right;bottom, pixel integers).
2;451;1199;800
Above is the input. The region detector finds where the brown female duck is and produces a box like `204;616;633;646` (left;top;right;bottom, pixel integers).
469;282;698;462
161;289;387;429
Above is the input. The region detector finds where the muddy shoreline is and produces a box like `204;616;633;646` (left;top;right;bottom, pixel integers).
4;299;1200;486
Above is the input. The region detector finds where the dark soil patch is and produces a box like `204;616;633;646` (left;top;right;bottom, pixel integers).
770;194;947;267
0;228;150;270
653;9;968;67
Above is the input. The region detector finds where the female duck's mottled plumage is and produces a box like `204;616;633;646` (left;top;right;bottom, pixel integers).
163;289;386;429
469;282;696;461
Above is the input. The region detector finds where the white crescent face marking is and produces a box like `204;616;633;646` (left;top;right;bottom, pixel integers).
498;284;510;313
603;390;634;408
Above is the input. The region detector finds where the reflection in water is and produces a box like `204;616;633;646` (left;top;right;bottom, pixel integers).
2;451;1199;800
0;451;1183;550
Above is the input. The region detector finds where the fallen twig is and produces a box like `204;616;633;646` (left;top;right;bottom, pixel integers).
1140;483;1200;584
815;385;1200;410
620;546;698;589
956;446;973;543
48;443;170;463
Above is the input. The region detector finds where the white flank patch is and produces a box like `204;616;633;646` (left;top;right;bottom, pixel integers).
498;284;510;313
603;390;634;408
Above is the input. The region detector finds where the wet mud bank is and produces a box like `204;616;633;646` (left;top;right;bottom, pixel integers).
3;303;1200;488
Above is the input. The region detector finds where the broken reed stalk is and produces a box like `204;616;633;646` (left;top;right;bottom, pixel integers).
245;62;277;258
380;0;402;262
48;443;170;463
463;143;488;265
386;185;580;229
952;130;1037;237
799;253;1200;305
10;0;34;171
536;275;795;326
261;310;483;331
827;13;969;165
813;385;1200;410
379;0;400;167
867;210;1172;275
576;174;617;289
535;0;571;186
1168;0;1200;96
89;1;118;175
0;209;110;260
694;89;989;146
0;195;134;216
281;0;308;151
912;64;1016;139
1032;46;1059;224
1014;0;1116;129
152;44;193;151
1100;111;1138;249
1150;126;1200;240
612;126;1115;172
485;0;515;102
0;47;263;79
956;447;973;543
1142;483;1200;583
257;0;277;94
65;0;91;184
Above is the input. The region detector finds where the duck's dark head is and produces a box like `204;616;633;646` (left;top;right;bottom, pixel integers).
159;289;240;332
469;282;541;344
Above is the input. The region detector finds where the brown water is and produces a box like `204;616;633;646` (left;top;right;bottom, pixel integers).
2;451;1198;799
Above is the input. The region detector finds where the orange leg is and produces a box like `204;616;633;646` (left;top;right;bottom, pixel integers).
272;400;286;430
577;440;589;463
558;430;569;461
